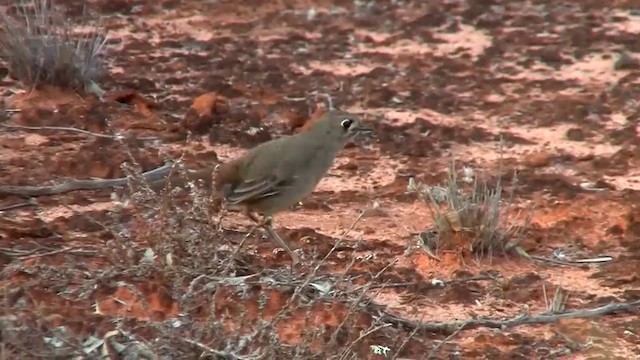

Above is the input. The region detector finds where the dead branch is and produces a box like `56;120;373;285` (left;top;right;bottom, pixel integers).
339;324;392;360
0;161;202;197
18;246;97;260
359;274;497;291
0;244;97;258
531;254;593;268
379;300;640;335
181;337;262;360
0;197;38;211
427;321;470;359
0;123;159;141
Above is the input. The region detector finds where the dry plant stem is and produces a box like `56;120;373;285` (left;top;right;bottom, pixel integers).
181;274;209;305
0;123;159;141
552;329;587;352
244;210;301;265
18;246;96;260
381;300;640;335
333;240;364;294
180;275;263;314
0;247;35;256
366;202;443;263
218;226;259;277
549;287;568;314
0;161;175;196
391;312;428;359
0;198;37;212
250;209;369;337
0;237;96;259
263;223;300;265
335;260;398;359
427;321;470;359
355;274;496;291
339;324;392;360
531;255;590;268
369;204;444;259
180;337;257;360
314;92;334;110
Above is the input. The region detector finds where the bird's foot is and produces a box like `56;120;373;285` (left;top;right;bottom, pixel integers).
262;222;302;267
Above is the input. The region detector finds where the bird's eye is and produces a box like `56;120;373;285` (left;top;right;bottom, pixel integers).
340;118;353;130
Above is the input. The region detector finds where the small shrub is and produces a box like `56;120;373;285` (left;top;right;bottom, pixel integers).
408;160;532;260
0;158;403;358
0;0;108;95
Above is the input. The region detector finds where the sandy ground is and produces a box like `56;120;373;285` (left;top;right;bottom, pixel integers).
1;0;640;358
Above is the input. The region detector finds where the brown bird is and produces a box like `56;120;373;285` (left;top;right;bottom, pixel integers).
213;109;373;265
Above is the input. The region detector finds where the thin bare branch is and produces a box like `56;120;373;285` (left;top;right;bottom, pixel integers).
427;321;470;359
380;300;640;334
0;161;176;196
180;338;261;360
0;123;159;141
0;197;38;212
339;324;392;360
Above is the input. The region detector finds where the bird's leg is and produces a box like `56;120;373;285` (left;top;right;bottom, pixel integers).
243;209;262;224
263;223;301;266
244;209;300;265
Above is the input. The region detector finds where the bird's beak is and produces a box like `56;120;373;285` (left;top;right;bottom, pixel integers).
352;122;375;136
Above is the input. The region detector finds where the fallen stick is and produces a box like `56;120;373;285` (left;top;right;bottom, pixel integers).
379;299;640;335
0;197;38;211
0;123;159;141
0;162;216;197
379;299;640;359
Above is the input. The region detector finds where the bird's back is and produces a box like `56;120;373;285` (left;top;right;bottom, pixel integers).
242;132;334;182
231;131;339;214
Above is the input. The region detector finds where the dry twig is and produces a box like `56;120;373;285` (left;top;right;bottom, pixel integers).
380;300;640;334
0;197;38;212
0;123;159;141
180;338;260;360
427;321;470;359
0;161;176;196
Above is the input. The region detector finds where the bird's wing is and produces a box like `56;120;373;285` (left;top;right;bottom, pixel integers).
224;174;295;205
224;169;295;205
223;135;308;205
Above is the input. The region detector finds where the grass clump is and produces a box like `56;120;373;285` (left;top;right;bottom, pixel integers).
0;0;108;95
408;160;533;260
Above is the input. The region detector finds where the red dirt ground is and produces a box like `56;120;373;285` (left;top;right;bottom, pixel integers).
1;0;640;358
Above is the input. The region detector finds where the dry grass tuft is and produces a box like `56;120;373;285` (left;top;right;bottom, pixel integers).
0;0;108;95
409;159;533;260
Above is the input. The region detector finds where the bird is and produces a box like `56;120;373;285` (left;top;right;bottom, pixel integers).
213;109;373;265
